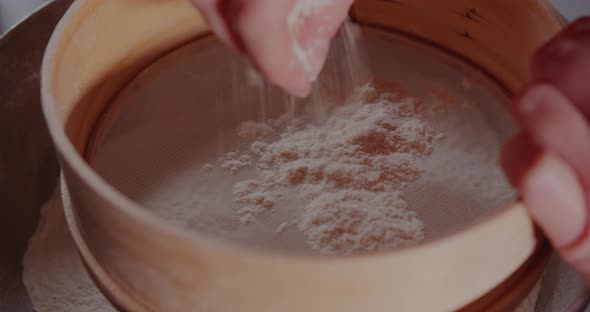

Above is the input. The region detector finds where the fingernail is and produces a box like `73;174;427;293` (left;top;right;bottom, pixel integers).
522;154;587;247
306;39;331;81
289;0;333;82
292;42;314;81
518;85;550;117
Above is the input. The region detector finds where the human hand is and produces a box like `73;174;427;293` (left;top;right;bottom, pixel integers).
190;0;354;98
502;17;590;282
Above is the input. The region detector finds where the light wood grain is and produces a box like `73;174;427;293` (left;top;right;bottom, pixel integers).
351;0;564;91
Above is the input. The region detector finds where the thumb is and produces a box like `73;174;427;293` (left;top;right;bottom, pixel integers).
504;136;590;281
522;153;587;250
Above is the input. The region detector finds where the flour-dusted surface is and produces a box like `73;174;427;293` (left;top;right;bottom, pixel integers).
22;198;115;312
214;83;434;255
299;190;424;254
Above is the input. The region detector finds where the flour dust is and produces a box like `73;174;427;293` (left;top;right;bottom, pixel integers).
22;197;115;312
219;82;432;255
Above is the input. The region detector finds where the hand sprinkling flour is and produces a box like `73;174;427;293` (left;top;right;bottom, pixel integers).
189;0;354;97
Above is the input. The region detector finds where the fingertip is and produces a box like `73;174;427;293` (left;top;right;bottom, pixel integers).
283;79;312;98
269;57;315;98
511;83;570;130
502;135;590;281
290;0;354;83
514;84;557;116
522;154;587;248
512;82;590;187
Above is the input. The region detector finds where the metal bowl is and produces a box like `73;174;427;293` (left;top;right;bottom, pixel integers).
0;1;71;311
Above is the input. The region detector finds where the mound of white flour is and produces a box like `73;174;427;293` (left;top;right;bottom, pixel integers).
220;83;432;254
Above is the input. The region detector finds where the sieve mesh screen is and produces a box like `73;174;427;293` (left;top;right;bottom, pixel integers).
86;26;517;255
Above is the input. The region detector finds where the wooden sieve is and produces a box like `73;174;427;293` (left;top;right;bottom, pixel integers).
41;0;564;311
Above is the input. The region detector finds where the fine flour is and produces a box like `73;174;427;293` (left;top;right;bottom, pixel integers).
23;197;115;312
220;82;431;254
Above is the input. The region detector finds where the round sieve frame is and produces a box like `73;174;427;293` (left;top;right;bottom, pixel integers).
41;1;564;311
85;29;520;253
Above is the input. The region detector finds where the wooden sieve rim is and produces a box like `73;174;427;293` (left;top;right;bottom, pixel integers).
41;1;565;311
57;176;553;312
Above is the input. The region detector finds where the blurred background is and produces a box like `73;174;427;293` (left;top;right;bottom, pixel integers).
1;0;590;35
551;0;590;20
1;0;48;34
